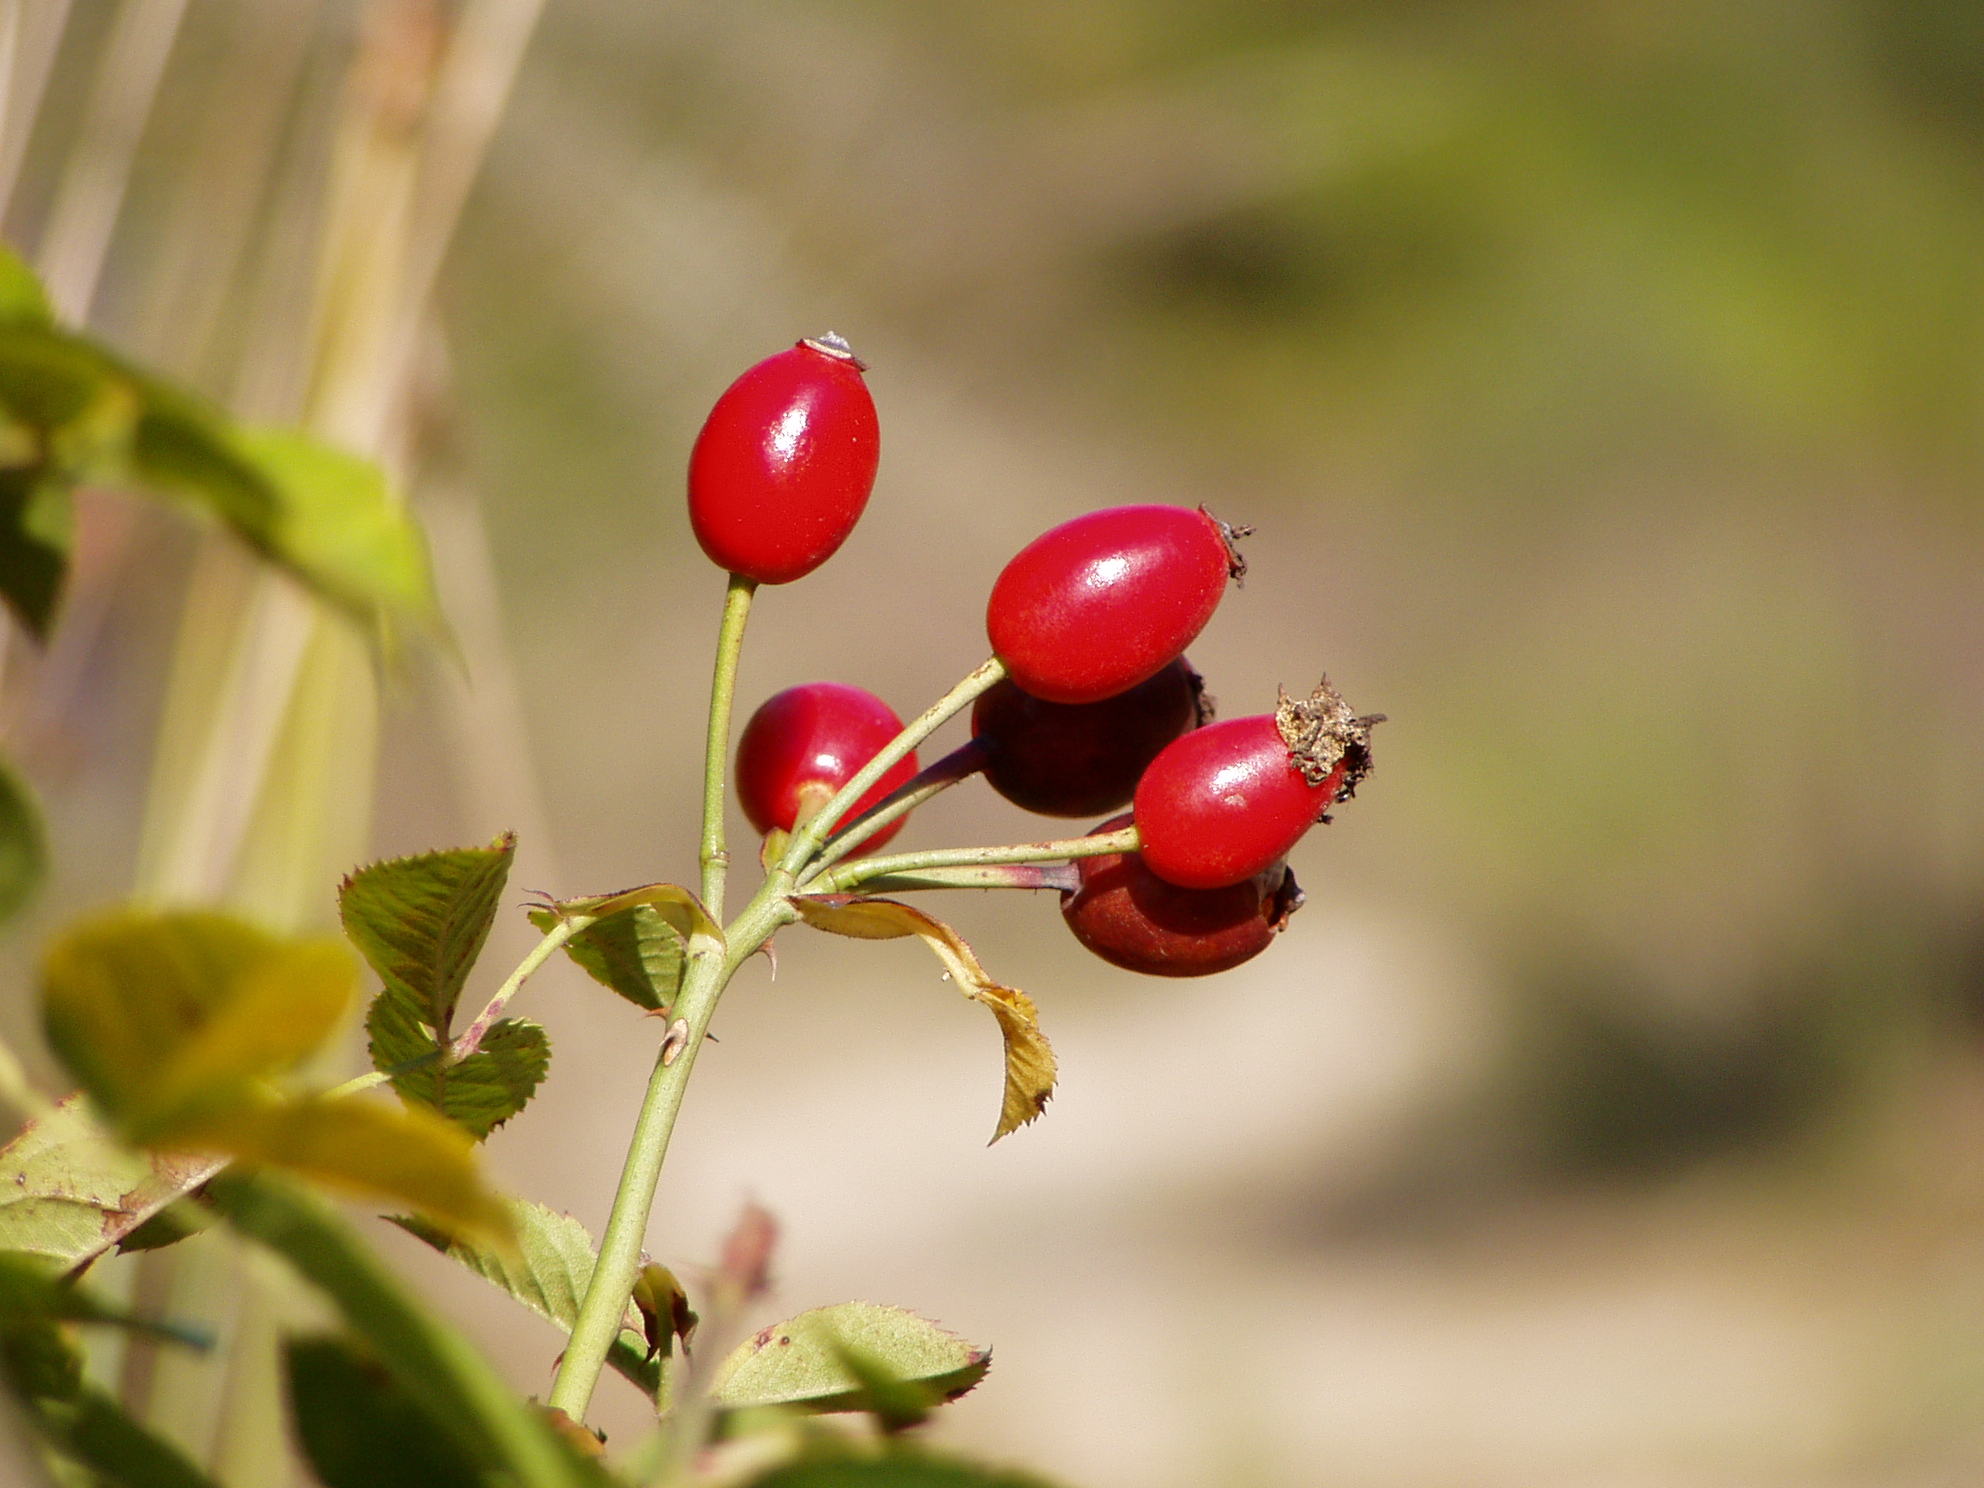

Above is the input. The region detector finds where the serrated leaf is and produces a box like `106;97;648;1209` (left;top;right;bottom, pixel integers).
40;909;357;1140
386;1019;549;1141
540;881;721;946
528;902;684;1013
0;753;46;921
710;1303;990;1416
343;835;515;1054
0;1096;225;1267
0;466;72;639
232;427;441;640
175;1096;511;1242
390;1198;663;1400
285;1335;484;1488
743;1443;1059;1488
792;897;1056;1140
208;1174;593;1488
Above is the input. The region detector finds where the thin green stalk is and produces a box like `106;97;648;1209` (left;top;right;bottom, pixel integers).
811;738;989;874
450;913;588;1058
803;825;1140;895
546;887;793;1422
700;576;756;920
776;657;1006;882
854;862;1080;893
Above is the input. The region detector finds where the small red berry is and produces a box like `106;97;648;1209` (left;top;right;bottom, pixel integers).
688;335;880;585
1134;679;1377;890
971;657;1209;818
1061;814;1304;977
985;505;1243;705
736;683;919;852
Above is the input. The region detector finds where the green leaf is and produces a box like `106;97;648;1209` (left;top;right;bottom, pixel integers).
793;897;1056;1141
0;754;46;922
0;243;53;328
285;1334;485;1488
386;1018;549;1140
390;1197;663;1400
742;1442;1058;1488
31;1385;221;1488
173;1096;512;1242
0;1096;225;1267
343;835;515;1074
709;1303;990;1417
0;466;72;640
40;909;357;1139
208;1173;594;1488
231;427;441;639
529;902;684;1013
116;1201;210;1254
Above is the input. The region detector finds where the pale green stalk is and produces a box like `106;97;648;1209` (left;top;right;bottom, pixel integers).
700;576;756;919
810;738;989;874
804;825;1140;895
775;657;1007;882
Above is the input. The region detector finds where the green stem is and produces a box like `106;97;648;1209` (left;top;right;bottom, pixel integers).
451;915;587;1059
700;576;757;921
803;825;1140;895
776;657;1006;882
812;739;988;874
545;886;793;1423
854;862;1080;893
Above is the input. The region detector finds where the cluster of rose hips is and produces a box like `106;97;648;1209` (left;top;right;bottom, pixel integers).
689;334;1376;976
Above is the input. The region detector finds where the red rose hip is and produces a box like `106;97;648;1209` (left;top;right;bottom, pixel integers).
1134;679;1376;890
736;683;919;852
1061;814;1304;976
985;505;1243;704
688;335;880;585
971;657;1209;819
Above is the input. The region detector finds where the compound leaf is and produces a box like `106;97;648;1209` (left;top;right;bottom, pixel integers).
345;836;514;1116
391;1197;661;1400
528;902;684;1013
387;1019;549;1141
792;897;1055;1140
710;1303;990;1417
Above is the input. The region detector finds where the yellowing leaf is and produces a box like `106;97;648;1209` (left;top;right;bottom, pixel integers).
41;910;357;1137
174;1097;511;1243
543;882;722;947
791;897;1055;1140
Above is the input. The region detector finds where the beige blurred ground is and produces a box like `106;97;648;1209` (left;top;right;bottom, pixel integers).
10;2;1984;1484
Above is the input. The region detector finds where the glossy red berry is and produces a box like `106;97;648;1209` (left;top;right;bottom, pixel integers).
688;335;880;585
1134;680;1376;890
735;683;919;852
1061;815;1304;977
985;505;1243;705
971;657;1209;818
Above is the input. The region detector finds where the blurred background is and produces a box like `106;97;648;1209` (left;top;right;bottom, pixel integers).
5;0;1984;1484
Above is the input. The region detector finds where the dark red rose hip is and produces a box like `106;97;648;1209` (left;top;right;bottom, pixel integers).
1134;679;1376;890
1061;814;1304;976
985;505;1242;705
736;683;919;852
971;657;1209;818
688;335;880;585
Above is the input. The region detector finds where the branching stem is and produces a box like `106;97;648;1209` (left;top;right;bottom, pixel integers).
803;825;1139;896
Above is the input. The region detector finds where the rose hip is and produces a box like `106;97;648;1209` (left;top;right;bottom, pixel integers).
1134;679;1376;890
971;657;1209;819
735;683;918;852
985;505;1243;704
1061;814;1304;976
688;335;880;585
